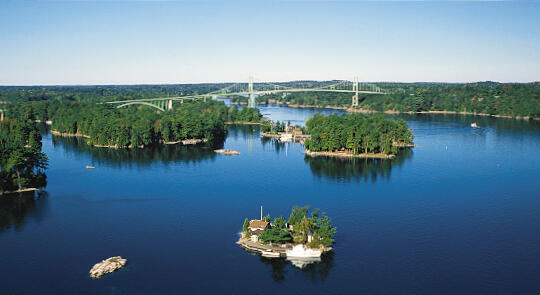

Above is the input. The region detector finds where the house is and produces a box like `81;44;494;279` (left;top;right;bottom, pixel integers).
249;220;270;236
249;220;270;242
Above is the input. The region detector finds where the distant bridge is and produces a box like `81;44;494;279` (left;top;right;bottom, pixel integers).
104;77;387;111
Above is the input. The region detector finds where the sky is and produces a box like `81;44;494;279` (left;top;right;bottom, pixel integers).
1;0;539;85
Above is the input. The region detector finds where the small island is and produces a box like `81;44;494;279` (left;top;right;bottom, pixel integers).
303;113;414;159
237;206;336;261
89;256;127;279
214;149;240;155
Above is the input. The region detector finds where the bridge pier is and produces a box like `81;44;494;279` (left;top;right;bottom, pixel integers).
351;76;359;108
248;76;255;108
168;99;173;110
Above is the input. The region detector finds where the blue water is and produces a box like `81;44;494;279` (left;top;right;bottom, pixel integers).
1;104;540;294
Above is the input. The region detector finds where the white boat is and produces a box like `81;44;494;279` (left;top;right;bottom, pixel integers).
261;250;281;258
471;122;478;128
85;165;95;169
285;244;322;258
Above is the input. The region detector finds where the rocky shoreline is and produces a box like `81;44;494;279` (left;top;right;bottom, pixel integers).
0;187;40;196
89;256;127;278
305;150;396;159
214;149;240;155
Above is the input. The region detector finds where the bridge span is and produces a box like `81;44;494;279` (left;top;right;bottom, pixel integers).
104;77;387;111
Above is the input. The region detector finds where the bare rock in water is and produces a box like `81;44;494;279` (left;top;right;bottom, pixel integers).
214;149;240;155
89;256;127;278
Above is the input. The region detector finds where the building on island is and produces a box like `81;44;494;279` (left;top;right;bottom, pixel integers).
248;220;270;242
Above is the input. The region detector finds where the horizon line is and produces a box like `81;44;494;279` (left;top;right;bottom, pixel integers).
1;80;540;87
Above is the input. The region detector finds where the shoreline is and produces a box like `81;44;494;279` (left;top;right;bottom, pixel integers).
242;101;539;121
1;187;40;196
51;130;209;149
225;121;262;125
50;130;90;138
260;132;281;138
305;150;396;159
236;235;332;255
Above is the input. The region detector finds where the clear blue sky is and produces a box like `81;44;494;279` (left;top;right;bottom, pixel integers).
1;0;539;85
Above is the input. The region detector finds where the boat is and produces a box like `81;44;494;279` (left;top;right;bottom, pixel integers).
285;244;322;258
471;122;478;128
261;250;281;258
85;165;95;169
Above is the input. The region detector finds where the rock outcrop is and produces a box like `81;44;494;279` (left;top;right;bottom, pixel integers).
89;256;127;278
214;149;240;155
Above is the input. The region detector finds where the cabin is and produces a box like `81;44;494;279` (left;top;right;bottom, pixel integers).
248;220;269;242
249;220;269;235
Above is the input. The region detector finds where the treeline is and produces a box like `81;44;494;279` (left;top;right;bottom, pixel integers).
304;114;414;155
6;100;262;148
260;82;540;119
0;119;48;194
0;84;236;103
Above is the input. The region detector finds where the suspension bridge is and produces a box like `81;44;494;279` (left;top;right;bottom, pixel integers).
104;77;387;111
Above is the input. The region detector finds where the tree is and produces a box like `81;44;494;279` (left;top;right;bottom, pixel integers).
314;214;336;247
242;218;250;237
288;205;309;226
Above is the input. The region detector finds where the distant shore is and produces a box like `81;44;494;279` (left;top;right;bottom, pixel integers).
230;100;539;121
305;150;396;159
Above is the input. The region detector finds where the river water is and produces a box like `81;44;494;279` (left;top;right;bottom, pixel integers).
1;104;540;294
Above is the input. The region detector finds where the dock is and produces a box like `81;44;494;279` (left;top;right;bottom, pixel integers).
236;237;292;256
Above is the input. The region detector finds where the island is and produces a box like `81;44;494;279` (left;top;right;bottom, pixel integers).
237;206;336;260
303;113;414;159
4;100;263;149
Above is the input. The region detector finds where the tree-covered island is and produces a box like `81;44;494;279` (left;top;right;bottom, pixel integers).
5;100;263;149
0;119;48;194
304;113;414;159
238;206;337;257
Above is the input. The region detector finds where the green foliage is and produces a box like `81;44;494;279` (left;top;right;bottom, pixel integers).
260;82;540;119
304;113;413;155
259;226;292;244
6;100;261;149
262;214;271;222
227;106;262;123
314;214;337;247
0;119;48;193
288;205;310;226
243;218;250;237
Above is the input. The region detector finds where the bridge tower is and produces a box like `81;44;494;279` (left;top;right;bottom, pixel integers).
351;76;359;107
248;76;255;108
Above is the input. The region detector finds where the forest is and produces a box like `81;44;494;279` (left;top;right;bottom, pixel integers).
0;119;48;194
304;113;414;155
259;82;540;119
5;100;262;148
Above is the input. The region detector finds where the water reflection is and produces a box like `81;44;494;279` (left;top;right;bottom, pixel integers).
305;149;413;183
260;136;289;154
51;135;221;168
259;252;334;282
0;190;49;233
